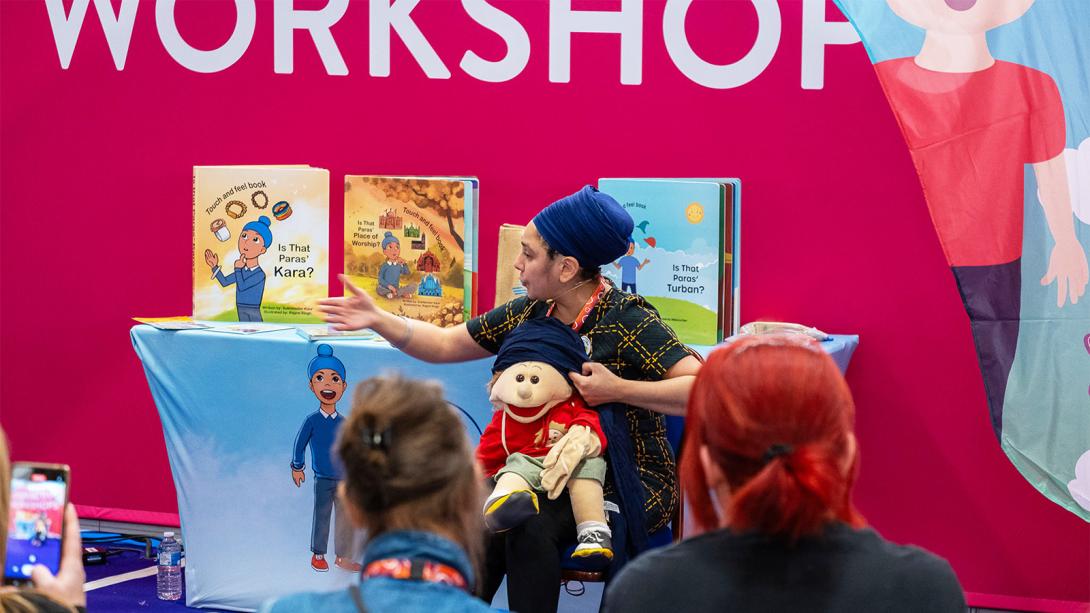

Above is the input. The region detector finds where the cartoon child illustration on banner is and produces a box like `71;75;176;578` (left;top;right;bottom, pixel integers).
833;0;1090;517
290;344;358;573
867;0;1088;436
204;215;274;322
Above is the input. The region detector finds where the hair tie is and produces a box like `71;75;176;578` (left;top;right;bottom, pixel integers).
762;443;794;463
361;426;392;452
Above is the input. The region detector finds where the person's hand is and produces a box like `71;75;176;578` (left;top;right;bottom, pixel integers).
540;425;601;499
1041;238;1089;307
233;257;246;269
29;503;85;608
292;469;305;487
569;362;626;406
204;249;218;268
318;275;383;331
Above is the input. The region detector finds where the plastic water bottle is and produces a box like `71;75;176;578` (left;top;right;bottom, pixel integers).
156;531;182;601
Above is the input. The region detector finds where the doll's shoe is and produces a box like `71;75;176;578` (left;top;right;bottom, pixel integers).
335;557;362;572
311;554;329;572
571;528;613;563
483;489;539;532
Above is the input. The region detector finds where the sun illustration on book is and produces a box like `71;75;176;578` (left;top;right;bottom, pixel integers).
685;202;704;224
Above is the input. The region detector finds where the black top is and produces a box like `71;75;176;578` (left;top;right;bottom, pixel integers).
466;284;695;531
603;523;966;613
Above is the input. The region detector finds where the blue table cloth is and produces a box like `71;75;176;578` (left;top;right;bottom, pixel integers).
131;325;858;611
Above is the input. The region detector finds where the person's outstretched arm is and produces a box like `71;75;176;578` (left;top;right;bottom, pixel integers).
318;275;491;363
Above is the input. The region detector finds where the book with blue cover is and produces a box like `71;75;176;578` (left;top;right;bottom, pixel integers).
598;178;726;345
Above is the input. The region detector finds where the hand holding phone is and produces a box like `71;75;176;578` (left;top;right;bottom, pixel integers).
27;503;86;608
4;463;69;584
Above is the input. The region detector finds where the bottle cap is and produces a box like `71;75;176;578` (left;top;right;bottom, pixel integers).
164;531;175;538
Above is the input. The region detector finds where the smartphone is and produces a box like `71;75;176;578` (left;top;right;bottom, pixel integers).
3;463;70;586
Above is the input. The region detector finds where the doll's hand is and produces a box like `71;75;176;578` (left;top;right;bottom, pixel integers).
540;425;601;499
1041;238;1089;307
292;469;305;487
569;362;625;407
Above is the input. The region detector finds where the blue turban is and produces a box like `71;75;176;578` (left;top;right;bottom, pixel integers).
532;185;633;268
381;231;399;249
243;215;273;247
493;318;589;383
308;344;346;379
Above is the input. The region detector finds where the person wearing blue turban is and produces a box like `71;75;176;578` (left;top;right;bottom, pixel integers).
319;185;701;613
203;215;273;321
290;344;357;573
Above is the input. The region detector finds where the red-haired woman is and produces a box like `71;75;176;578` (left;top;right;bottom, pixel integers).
603;334;965;613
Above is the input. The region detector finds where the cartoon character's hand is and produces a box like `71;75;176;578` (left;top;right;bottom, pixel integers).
233;257;246;269
204;249;218;268
319;274;383;331
1041;238;1089;308
540;425;601;499
292;468;305;487
641;258;651;267
569;362;625;407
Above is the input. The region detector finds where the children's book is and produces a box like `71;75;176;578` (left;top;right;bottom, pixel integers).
294;326;377;341
133;316;211;331
598;178;729;346
464;178;480;318
199;323;294;335
193;165;330;323
344;175;475;327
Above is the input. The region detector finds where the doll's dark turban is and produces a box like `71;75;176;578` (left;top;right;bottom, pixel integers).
492;317;589;382
532;185;633;268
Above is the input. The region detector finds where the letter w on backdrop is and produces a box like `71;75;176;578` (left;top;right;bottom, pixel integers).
834;0;1090;520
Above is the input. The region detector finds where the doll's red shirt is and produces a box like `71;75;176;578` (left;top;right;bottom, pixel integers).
476;395;607;478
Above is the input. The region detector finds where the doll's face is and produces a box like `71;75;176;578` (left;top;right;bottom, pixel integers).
238;230;268;258
490;361;572;422
310;368;347;405
886;0;1033;34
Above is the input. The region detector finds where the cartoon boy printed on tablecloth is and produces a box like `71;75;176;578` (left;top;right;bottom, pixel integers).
377;231;416;299
875;0;1088;436
204;215;273;322
290;344;358;573
613;238;650;294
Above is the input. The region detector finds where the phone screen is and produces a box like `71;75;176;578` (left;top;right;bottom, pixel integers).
5;464;68;582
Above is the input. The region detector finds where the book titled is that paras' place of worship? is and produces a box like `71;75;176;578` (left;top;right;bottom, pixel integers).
344;175;478;327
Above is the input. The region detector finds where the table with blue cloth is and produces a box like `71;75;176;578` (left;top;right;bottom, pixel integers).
131;324;858;611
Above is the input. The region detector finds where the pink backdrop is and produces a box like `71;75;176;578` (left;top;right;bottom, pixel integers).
1;0;1086;608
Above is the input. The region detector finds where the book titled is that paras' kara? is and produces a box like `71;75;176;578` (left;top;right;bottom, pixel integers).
193;165;330;323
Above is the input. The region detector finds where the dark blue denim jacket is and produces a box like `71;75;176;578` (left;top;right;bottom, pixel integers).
261;531;495;613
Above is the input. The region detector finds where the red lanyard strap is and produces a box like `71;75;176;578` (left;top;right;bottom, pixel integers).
362;558;469;591
547;278;607;331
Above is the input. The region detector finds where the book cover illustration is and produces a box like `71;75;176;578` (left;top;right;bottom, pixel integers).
344;176;468;327
598;178;723;346
193;166;329;323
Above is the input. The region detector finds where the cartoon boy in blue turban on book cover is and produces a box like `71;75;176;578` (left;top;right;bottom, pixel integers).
290;344;358;572
203;215;273;322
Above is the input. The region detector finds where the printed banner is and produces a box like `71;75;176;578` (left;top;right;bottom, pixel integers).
834;0;1090;520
